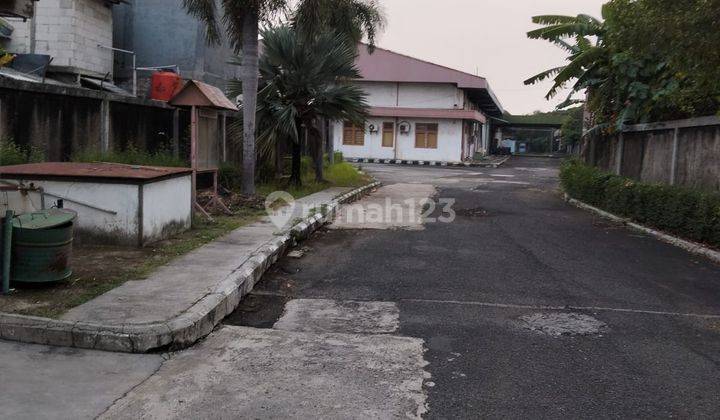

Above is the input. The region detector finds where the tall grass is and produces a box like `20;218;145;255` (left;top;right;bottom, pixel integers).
72;145;187;167
0;137;44;166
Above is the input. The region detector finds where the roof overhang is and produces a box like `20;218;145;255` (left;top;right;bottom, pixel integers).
369;107;487;124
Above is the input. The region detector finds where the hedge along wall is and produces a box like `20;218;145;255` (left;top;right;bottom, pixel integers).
561;160;720;248
584;116;720;192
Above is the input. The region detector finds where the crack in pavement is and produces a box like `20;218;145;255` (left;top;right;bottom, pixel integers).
402;298;720;319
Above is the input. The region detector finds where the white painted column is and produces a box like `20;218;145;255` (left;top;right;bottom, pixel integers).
100;98;110;154
670;127;680;185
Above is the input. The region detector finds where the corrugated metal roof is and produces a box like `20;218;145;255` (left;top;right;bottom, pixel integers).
0;162;192;182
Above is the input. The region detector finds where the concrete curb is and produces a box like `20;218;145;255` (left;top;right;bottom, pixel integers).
347;156;509;169
566;195;720;265
0;181;381;353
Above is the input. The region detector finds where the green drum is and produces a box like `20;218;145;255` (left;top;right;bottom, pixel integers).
12;210;76;283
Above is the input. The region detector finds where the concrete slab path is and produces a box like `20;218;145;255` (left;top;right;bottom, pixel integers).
329;183;436;230
0;340;163;420
100;298;429;420
61;188;350;326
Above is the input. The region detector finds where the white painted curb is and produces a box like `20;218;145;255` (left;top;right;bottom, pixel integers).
566;195;720;265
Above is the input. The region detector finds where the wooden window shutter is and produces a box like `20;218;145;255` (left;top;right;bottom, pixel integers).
427;124;438;149
415;123;438;149
355;124;364;145
343;122;364;146
382;122;394;147
415;123;426;148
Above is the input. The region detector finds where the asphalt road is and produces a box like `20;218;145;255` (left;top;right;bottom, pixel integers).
229;157;720;418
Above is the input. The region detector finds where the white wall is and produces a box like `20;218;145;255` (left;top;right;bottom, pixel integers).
142;176;192;244
0;179;140;244
2;0;114;76
359;81;464;109
0;175;192;245
334;118;463;163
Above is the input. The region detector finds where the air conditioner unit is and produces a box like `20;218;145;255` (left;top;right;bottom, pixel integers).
368;123;379;133
398;121;411;134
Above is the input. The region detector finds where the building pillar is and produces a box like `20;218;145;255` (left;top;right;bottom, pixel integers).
100;98;110;154
670;127;680;185
480;121;490;156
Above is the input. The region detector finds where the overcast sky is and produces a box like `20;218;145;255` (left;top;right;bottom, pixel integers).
374;0;606;115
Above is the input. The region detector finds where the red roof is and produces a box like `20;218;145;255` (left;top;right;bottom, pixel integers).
0;162;192;182
169;80;239;111
355;45;503;116
357;46;489;90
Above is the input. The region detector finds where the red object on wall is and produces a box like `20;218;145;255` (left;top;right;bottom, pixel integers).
150;72;182;102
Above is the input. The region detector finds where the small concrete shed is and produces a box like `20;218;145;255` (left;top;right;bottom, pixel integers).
0;162;193;246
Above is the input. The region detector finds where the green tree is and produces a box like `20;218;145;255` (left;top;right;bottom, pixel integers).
560;106;583;148
183;0;286;196
230;26;368;187
183;0;384;195
525;2;719;131
523;13;607;105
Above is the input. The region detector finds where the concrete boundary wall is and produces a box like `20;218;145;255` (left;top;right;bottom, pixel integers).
0;78;186;161
585;116;720;191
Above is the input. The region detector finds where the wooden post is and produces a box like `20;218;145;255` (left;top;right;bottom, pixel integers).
190;105;198;213
172;108;180;159
670;127;680;185
220;111;227;163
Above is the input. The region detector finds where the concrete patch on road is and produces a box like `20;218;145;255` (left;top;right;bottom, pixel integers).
474;179;531;185
101;326;430;419
520;312;607;337
0;340;164;420
274;299;400;334
330;183;436;230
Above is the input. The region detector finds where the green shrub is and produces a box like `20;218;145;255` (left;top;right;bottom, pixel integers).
219;163;243;190
560;159;720;247
0;137;44;166
72;145;187;168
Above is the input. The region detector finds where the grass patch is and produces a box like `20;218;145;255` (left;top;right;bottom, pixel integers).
72;145;187;168
0;137;44;166
0;208;264;318
257;161;371;199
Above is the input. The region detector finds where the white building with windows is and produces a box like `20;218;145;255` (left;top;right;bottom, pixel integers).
334;46;504;163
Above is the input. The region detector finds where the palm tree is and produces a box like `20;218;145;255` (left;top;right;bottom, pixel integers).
292;0;385;171
182;0;384;194
523;13;608;109
229;26;368;187
182;0;287;196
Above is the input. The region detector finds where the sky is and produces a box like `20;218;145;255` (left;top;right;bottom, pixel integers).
373;0;606;115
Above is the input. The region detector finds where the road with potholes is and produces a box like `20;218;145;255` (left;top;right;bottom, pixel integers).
3;157;720;418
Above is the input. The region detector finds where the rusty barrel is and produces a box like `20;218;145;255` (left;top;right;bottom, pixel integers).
11;209;76;283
